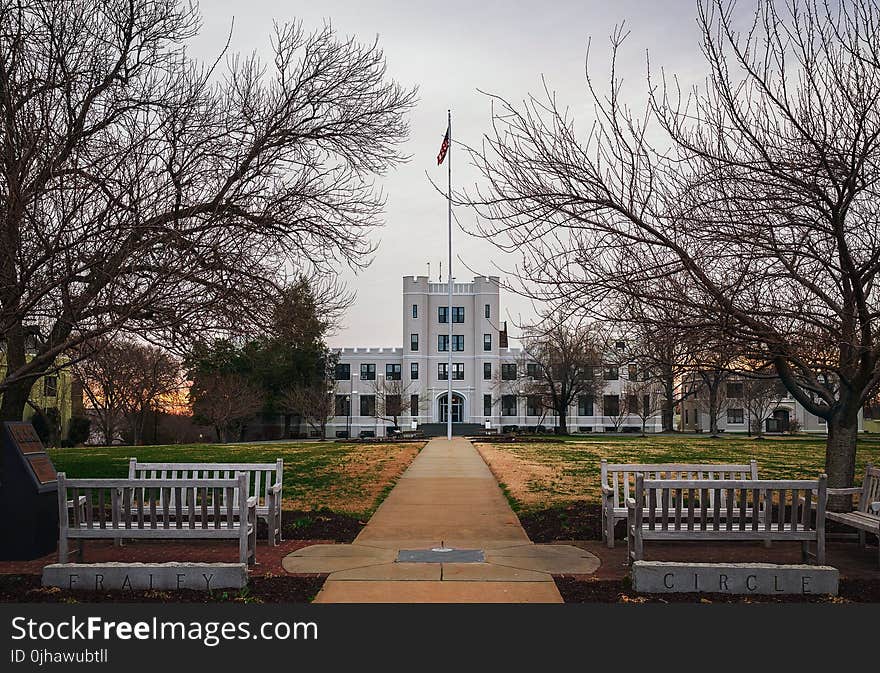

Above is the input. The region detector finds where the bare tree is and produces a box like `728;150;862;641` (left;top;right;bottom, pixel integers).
75;337;182;445
118;344;183;445
688;332;738;436
741;376;785;439
459;0;880;502
281;381;336;439
624;375;663;436
602;393;628;432
0;1;416;425
74;339;129;444
519;318;607;434
190;373;264;443
369;376;427;429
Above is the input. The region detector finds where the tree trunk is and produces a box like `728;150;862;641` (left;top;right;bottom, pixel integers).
662;376;675;431
825;415;859;512
557;408;568;435
708;385;719;436
0;379;30;423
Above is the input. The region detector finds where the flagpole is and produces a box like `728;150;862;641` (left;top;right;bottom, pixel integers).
446;109;453;441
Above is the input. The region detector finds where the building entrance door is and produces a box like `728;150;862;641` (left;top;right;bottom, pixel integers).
439;393;464;423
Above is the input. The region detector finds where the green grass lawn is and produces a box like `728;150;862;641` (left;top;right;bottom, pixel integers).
475;434;880;511
48;440;423;517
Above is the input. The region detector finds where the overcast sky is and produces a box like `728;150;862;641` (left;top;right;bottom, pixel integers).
188;0;706;347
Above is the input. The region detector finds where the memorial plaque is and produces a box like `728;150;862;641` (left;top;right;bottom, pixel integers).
0;421;60;559
27;455;58;485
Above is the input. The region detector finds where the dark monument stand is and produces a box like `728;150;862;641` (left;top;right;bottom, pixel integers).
0;421;60;560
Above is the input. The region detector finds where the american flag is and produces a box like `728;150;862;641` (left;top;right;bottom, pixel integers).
437;125;450;165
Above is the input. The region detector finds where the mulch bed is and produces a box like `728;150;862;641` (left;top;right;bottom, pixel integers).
0;574;327;604
276;509;365;543
518;502;608;542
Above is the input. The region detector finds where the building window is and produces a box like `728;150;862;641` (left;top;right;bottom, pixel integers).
603;394;620;417
386;363;401;380
41;376;57;399
615;340;626;350
452;306;465;323
360;395;376;417
483;334;492;351
685;409;689;424
411;333;419;351
485;304;491;319
603;366;619;381
501;363;517;380
438;306;448;323
627;394;639;412
411;394;420;416
501;395;517;416
438;363;448;380
438;334;449;351
578;395;594;416
526;395;542;416
727;382;744;398
727;407;744;424
335;395;350;416
386;395;402;417
452;363;464;380
412;304;418;319
452;335;464;352
526;363;539;379
360;363;376;380
483;362;492;380
335;363;351;380
411;362;419;380
628;364;638;380
483;394;492;416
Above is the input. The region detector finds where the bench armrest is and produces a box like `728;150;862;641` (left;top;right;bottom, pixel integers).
827;487;862;496
601;484;614;497
268;482;282;495
625;497;636;510
246;496;258;508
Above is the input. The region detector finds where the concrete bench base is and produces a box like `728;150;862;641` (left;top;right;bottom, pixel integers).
42;562;247;591
631;561;839;596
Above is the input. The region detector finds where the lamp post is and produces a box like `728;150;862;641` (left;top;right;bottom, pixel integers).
376;373;384;437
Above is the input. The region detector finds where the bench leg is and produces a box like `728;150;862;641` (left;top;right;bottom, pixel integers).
78;540;84;563
277;506;283;544
604;509;616;548
58;535;68;564
858;530;866;549
801;541;809;563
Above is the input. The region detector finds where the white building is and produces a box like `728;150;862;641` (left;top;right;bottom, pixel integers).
328;276;663;437
680;376;864;434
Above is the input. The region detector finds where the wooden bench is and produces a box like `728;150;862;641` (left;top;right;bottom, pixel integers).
56;472;257;565
601;459;759;547
128;459;283;545
626;474;827;565
825;463;880;566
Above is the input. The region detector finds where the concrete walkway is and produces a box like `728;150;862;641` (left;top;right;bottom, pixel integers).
282;437;598;603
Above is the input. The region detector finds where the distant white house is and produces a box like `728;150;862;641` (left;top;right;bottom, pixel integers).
679;374;863;434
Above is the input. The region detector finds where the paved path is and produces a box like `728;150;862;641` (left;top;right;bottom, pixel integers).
282;437;598;603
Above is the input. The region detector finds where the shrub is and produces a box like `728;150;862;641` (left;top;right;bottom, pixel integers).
66;416;91;445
